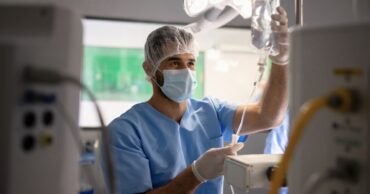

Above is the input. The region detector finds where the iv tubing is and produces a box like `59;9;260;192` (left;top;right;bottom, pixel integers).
230;50;268;194
235;50;269;136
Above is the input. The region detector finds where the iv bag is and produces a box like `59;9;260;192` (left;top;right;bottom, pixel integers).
251;0;280;54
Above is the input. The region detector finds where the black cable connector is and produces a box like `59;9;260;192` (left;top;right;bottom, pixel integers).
266;166;288;187
327;88;360;112
332;157;360;184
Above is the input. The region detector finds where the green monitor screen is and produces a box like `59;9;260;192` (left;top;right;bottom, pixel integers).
83;46;205;101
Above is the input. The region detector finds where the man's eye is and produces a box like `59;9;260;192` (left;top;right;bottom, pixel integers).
188;62;195;69
170;61;180;66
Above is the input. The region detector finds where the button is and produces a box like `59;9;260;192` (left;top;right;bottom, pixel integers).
23;111;36;128
22;135;36;152
43;110;54;126
40;133;53;147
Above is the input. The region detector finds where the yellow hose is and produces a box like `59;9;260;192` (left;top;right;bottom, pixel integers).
268;96;328;194
268;88;355;194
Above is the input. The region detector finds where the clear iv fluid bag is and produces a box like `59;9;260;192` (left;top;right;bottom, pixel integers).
251;0;280;55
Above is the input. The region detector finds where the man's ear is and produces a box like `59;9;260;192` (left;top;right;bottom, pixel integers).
142;61;153;76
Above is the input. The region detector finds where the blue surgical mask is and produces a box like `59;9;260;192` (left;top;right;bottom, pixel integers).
158;68;197;103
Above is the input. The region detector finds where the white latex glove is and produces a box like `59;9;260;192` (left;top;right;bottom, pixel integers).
191;143;244;183
270;6;289;65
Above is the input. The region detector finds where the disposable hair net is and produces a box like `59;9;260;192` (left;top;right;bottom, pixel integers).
144;25;199;76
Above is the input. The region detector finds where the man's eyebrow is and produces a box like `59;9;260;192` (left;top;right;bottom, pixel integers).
166;56;196;62
167;57;181;61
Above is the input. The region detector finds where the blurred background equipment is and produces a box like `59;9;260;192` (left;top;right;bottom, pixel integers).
288;22;370;194
0;5;82;194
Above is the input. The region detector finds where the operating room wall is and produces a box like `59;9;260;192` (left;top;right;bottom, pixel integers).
301;0;368;26
281;0;370;27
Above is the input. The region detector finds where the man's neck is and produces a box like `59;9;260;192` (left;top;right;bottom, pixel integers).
148;94;187;123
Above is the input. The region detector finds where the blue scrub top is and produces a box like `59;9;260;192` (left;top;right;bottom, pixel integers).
263;113;289;154
108;97;238;194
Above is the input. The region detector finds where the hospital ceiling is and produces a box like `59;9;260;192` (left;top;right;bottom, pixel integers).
0;0;252;28
73;0;252;28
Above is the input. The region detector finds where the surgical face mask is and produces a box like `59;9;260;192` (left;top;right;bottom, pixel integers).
156;68;197;103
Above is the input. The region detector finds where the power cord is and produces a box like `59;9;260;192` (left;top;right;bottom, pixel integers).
302;157;360;194
23;66;116;194
56;102;109;194
56;102;83;151
301;171;335;194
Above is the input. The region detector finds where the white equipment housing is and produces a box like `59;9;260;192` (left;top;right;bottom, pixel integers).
224;154;282;192
0;5;82;194
289;22;370;194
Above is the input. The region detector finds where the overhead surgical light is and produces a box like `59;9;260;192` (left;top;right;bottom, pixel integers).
184;0;210;17
184;0;252;19
183;0;252;33
210;0;224;4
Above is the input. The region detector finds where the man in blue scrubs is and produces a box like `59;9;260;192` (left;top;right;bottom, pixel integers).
107;6;289;194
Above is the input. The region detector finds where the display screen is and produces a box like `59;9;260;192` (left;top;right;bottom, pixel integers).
82;46;205;101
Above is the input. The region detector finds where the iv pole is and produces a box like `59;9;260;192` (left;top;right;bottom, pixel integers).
295;0;303;25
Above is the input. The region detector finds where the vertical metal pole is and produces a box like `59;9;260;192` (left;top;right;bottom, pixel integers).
295;0;303;25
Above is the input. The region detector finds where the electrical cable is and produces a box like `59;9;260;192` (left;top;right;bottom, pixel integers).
23;66;116;194
230;183;236;194
59;76;116;194
56;102;108;194
56;102;83;151
301;171;335;194
302;156;360;194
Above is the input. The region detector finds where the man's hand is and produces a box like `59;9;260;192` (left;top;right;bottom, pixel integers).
191;143;244;183
270;6;289;65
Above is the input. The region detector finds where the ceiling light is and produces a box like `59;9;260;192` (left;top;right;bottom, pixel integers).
184;0;210;17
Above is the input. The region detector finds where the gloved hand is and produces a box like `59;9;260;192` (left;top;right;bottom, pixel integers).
269;6;289;65
191;143;244;183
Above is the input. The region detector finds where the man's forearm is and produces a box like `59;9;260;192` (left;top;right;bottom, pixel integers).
260;63;288;127
145;166;201;194
233;63;288;135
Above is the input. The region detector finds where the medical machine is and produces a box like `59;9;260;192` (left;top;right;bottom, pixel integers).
288;22;370;194
224;21;370;194
224;154;282;191
0;5;82;194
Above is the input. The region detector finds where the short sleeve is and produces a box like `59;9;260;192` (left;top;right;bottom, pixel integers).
106;119;153;194
206;97;245;142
